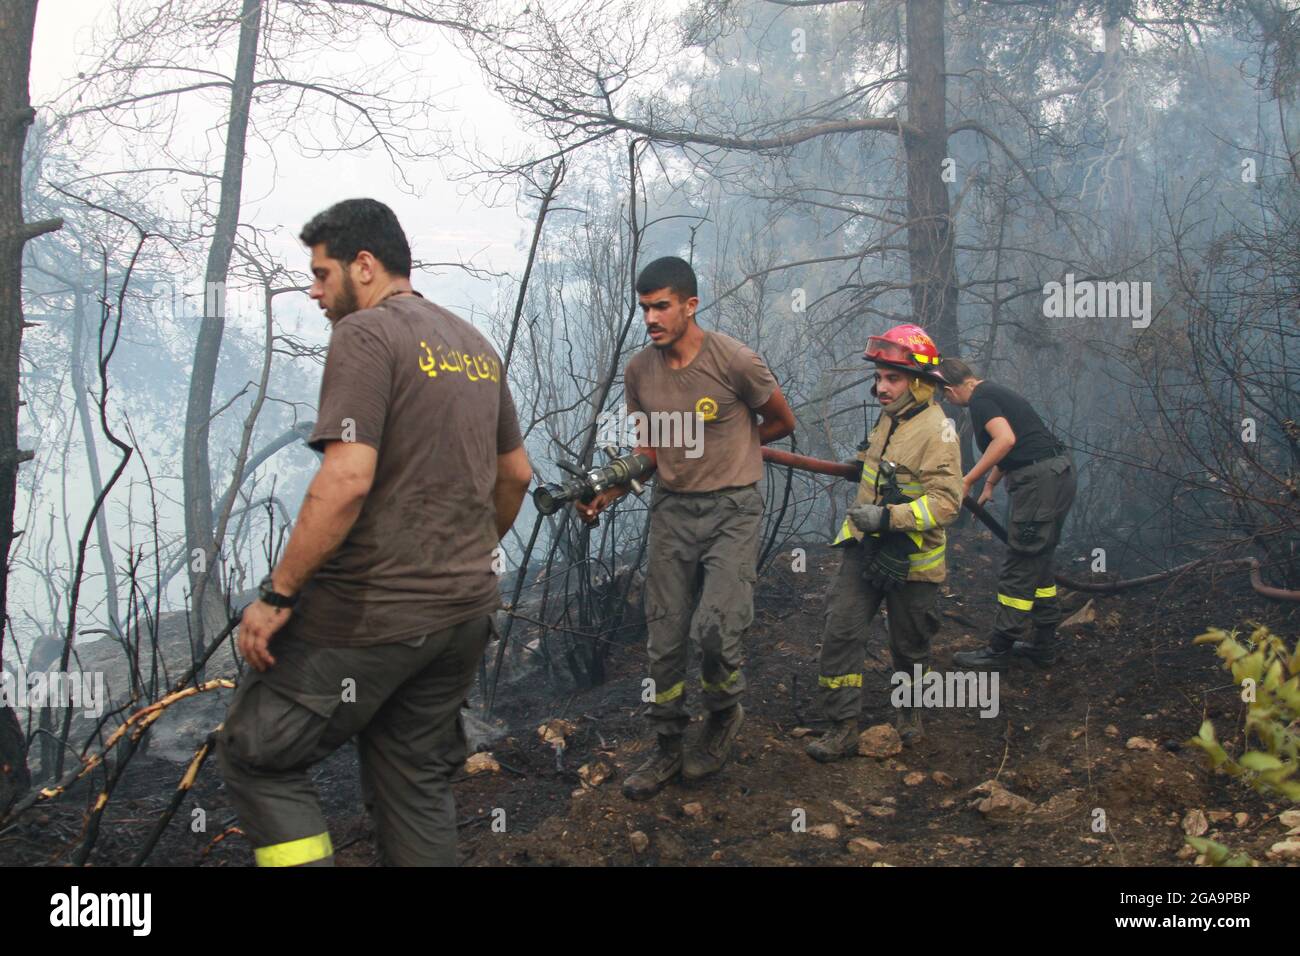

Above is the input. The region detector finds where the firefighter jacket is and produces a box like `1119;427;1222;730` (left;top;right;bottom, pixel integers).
830;394;963;583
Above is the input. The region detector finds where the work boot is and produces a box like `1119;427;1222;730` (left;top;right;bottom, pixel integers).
806;719;858;763
1013;627;1059;666
894;704;925;745
952;644;1012;669
622;734;682;800
683;704;745;781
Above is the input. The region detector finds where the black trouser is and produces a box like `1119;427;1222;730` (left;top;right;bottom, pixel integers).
991;454;1076;649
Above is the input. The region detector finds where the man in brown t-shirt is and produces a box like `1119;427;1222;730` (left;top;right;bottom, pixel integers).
578;256;795;799
218;199;532;866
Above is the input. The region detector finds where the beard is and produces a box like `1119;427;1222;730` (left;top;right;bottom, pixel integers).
881;388;916;416
329;273;361;320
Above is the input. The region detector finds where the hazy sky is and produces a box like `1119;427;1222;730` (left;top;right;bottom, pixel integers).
29;0;538;327
19;0;560;640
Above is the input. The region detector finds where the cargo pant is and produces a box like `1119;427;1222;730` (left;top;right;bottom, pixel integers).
817;538;941;721
217;614;493;867
643;483;763;738
991;453;1077;650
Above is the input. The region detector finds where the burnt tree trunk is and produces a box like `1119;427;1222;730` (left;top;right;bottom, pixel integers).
182;0;262;656
903;0;958;357
0;0;61;812
71;290;120;637
1100;4;1135;260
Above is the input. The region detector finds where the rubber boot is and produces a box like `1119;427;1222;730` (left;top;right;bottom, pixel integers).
952;644;1013;669
894;703;925;746
683;704;744;781
1012;626;1058;667
806;719;858;763
622;734;682;800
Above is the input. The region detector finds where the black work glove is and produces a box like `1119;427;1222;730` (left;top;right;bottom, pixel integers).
863;533;912;591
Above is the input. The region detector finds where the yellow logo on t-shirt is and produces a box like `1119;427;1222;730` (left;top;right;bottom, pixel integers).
418;340;500;383
695;396;718;421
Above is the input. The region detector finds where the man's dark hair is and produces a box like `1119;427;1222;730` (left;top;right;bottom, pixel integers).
635;256;698;301
300;198;412;278
939;357;976;384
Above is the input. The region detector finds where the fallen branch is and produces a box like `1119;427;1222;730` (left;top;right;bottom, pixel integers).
962;496;1299;601
130;727;220;867
65;680;235;866
0;662;237;828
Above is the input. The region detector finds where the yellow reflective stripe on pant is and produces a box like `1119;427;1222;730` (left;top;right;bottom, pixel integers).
893;664;933;686
655;680;684;705
254;832;333;867
1035;585;1057;598
819;673;863;689
998;593;1034;611
701;671;740;694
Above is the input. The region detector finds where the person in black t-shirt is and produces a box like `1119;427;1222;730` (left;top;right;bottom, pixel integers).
939;359;1076;669
967;383;1061;478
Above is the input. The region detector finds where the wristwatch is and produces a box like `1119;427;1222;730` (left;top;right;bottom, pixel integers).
257;574;299;609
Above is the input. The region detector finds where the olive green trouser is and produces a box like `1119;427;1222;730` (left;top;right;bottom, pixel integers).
991;454;1077;650
817;538;941;722
217;614;493;867
643;484;763;737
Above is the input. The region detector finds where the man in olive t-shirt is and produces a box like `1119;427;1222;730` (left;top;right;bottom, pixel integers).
579;256;796;800
623;330;778;492
218;199;533;867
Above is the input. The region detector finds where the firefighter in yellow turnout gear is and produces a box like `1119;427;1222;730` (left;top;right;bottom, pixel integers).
807;324;963;761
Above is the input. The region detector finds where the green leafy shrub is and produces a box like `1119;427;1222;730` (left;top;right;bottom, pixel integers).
1184;836;1253;867
1188;624;1300;801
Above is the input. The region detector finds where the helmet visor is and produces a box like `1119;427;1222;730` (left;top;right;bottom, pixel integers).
864;335;945;380
863;336;913;365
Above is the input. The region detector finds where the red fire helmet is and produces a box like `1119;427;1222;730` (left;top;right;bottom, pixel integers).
863;323;947;383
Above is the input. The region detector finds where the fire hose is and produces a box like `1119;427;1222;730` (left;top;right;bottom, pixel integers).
760;446;1300;602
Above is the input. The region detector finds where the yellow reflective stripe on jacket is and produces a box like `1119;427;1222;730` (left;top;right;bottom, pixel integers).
254;832;333;868
1035;585;1058;598
819;673;863;689
908;495;937;531
860;465;924;496
918;495;936;529
830;520;946;570
832;516;854;546
701;671;740;693
909;541;945;571
998;593;1034;612
655;680;684;704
